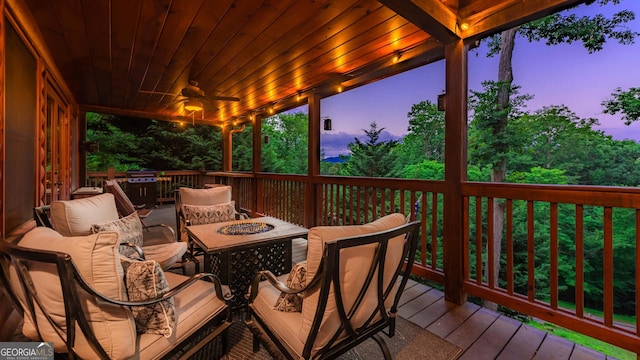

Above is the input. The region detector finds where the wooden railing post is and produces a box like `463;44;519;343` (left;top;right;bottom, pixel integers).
443;38;468;305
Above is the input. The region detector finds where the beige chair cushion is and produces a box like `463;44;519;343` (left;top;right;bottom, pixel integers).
141;242;188;270
182;201;237;225
301;213;407;352
179;186;232;206
138;272;229;359
121;258;175;338
13;227;136;359
91;212;144;257
50;193;119;236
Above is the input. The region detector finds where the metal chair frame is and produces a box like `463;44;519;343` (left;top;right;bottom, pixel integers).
245;220;421;360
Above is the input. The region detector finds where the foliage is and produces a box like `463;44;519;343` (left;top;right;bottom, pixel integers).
602;87;640;125
233;123;253;171
261;112;309;174
468;81;532;169
487;0;638;56
399;100;445;165
339;122;400;178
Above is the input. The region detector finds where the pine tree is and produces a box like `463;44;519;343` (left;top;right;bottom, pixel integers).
340;122;399;178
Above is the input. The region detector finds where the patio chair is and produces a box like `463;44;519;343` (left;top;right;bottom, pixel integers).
0;227;231;359
245;213;420;360
35;193;187;272
104;179;154;231
175;186;248;264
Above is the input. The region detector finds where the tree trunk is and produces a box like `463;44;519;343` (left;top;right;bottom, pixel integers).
483;27;518;311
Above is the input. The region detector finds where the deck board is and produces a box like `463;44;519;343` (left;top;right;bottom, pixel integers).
534;334;575;359
497;323;547;360
446;307;500;351
148;205;616;360
459;315;521;360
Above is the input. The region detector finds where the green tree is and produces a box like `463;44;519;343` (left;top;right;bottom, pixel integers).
340;122;399;178
602;87;640;124
232;123;253;171
261;112;308;174
477;1;637;309
86;113;143;171
400;100;445;166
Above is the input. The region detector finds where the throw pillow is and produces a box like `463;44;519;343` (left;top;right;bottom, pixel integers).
182;201;237;225
121;258;175;337
274;261;307;312
91;212;144;257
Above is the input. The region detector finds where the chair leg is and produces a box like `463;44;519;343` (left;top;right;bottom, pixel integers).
372;334;392;360
252;334;261;352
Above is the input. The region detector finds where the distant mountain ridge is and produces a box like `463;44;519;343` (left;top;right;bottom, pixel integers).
323;156;346;163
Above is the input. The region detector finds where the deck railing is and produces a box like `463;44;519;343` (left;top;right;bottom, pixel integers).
85;170;640;353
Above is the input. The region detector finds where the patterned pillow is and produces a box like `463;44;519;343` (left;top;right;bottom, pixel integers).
274;261;307;312
182;201;237;225
91;212;144;257
121;258;175;337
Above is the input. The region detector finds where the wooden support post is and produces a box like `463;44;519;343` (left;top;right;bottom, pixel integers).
252;115;262;214
306;93;321;228
222;123;231;172
443;38;468;305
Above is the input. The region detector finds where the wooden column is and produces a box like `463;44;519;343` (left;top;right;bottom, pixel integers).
252;115;263;214
306;93;321;228
443;38;468;305
222;123;231;172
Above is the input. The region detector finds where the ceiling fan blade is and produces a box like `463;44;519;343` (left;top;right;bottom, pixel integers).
208;95;240;102
139;90;181;96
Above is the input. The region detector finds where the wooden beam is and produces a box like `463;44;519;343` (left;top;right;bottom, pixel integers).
377;0;459;43
342;38;444;89
460;0;587;41
443;38;468;305
79;104;222;126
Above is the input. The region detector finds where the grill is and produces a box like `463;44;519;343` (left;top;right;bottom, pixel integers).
126;170;157;183
126;170;157;207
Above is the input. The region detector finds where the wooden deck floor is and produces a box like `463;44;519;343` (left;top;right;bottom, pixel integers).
152;205;615;359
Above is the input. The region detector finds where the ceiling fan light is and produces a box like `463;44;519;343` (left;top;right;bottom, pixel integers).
184;100;203;112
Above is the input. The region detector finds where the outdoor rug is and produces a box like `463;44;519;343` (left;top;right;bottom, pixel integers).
225;315;462;359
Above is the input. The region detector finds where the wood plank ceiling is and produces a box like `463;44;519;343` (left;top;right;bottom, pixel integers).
19;0;585;126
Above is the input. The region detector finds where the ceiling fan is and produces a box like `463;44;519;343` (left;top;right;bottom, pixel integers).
140;80;240;112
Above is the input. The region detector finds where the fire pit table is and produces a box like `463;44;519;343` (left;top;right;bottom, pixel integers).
185;216;308;308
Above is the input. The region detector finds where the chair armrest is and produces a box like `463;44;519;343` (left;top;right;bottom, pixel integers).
145;223;177;242
121;243;145;260
75;270;229;306
247;269;322;303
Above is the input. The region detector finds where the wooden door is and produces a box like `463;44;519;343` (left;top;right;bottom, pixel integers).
44;89;69;204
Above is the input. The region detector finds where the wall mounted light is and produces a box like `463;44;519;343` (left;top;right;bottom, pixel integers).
296;90;303;102
437;92;446;111
184;100;203;112
268;103;275;115
323;117;332;131
459;22;470;31
392;51;402;64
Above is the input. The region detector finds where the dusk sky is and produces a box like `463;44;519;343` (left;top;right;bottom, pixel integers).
310;0;640;157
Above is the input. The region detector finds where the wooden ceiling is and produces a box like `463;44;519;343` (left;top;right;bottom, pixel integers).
16;0;584;125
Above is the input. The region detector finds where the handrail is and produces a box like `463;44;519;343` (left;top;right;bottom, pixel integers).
86;169;640;354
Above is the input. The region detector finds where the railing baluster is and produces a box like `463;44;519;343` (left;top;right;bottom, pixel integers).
528;200;535;302
506;199;513;295
604;206;613;328
550;202;558;310
476;197;483;284
487;197;494;289
576;205;584;318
